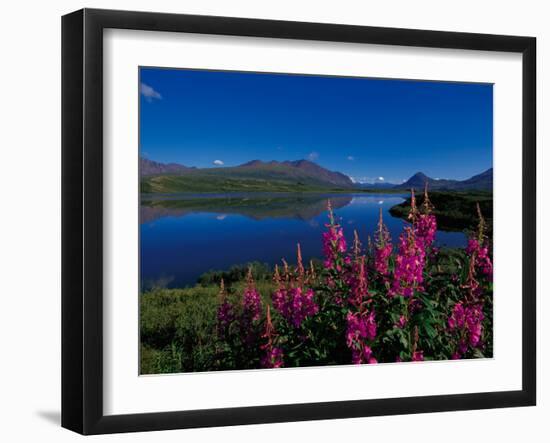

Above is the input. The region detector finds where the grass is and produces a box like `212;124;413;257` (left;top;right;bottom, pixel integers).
140;262;278;374
141;171;407;194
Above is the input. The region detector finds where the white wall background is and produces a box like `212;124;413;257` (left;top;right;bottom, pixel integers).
0;0;546;441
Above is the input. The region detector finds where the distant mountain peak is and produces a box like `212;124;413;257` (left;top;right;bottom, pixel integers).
411;171;429;179
236;159;353;188
240;160;264;167
140;157;194;176
397;168;492;191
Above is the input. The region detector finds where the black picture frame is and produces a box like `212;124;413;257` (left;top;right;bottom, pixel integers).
62;8;536;435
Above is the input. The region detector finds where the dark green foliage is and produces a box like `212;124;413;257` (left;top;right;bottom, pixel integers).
197;262;273;287
389;191;493;234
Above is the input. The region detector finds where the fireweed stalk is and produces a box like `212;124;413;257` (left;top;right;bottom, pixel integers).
260;305;284;368
322;200;348;272
414;185;437;250
466;203;493;278
216;279;234;339
242;267;262;322
374;209;392;276
447;257;485;357
389;187;437;299
272;245;319;328
390;225;426;298
239;268;262;346
448;206;492;358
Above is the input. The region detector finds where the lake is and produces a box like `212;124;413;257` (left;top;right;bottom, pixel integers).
140;193;467;288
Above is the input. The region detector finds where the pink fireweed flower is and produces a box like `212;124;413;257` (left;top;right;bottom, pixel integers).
374;209;392;275
394;315;407;329
346;310;377;364
272;248;319;328
351;345;377;365
390;226;426;298
412;186;437;250
411;350;424;361
465;305;484;347
448;301;485;356
352;230;362;260
289;287;319;328
242;268;261;322
448;302;466;329
466;239;493;278
407;188;420;223
414;213;437;249
272;286;318;328
260;306;284;368
261;347;284;369
348;255;369;307
322;200;347;271
463;251;482;302
346;311;377;346
296;243;305;284
466;203;493;278
216;279;234;337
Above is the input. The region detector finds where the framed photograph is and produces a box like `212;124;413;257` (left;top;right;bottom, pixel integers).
62;8;536;435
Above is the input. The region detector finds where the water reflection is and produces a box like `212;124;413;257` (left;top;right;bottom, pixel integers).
140;193;467;288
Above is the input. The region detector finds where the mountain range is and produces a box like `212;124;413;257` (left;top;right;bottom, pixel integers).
140;158;354;193
140;157;492;193
395;168;493;191
140;157;196;175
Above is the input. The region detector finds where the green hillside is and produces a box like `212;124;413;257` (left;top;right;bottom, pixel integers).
140;161;355;193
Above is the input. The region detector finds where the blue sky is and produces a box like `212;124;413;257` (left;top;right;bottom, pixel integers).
139;67;493;183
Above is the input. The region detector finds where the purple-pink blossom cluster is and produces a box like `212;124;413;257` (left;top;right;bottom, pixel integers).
216;279;234;338
466;239;493;278
322;201;347;271
272;286;319;328
346;311;377;364
415;213;437;249
448;301;484;356
260;347;284;368
394;315;407;329
242;270;262;322
374;209;392;275
347;255;369;307
390;227;426;297
271;247;320;328
260;306;284;368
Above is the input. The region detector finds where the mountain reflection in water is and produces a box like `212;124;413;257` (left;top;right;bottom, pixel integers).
140;193;467;288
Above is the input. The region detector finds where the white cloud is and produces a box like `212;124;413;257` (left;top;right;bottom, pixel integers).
140;83;162;101
378;176;385;181
213;159;224;166
307;151;319;161
347;155;355;161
